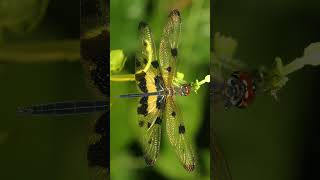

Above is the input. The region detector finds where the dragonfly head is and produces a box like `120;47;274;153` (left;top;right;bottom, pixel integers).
179;84;191;96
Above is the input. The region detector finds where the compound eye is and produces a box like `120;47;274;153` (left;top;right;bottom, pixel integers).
227;77;236;86
183;86;190;96
185;87;190;95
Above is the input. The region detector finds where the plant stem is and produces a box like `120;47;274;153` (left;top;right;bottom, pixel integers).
0;40;80;63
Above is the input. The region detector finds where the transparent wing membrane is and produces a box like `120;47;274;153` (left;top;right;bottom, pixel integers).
165;96;195;171
159;9;181;87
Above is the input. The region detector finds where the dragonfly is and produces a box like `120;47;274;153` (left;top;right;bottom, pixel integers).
17;0;109;180
119;9;196;171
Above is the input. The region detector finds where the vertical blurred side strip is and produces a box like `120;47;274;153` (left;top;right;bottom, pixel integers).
80;0;110;180
210;0;215;179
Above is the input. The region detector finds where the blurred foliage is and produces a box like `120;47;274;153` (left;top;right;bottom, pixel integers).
0;40;80;63
110;49;127;74
0;0;49;35
0;0;79;63
265;42;320;99
0;1;93;180
110;0;210;180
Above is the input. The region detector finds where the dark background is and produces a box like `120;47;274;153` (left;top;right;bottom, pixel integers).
0;0;95;180
213;0;320;180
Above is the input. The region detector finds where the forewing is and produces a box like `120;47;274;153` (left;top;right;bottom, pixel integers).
212;137;232;180
165;96;195;171
137;95;165;165
135;22;163;94
159;9;181;86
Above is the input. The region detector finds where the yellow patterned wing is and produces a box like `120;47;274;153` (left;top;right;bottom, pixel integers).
138;95;164;165
159;9;181;87
135;21;166;166
135;21;163;94
165;96;196;171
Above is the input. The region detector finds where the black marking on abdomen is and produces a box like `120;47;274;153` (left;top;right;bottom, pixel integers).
171;48;178;57
140;96;148;104
156;96;162;110
154;75;163;91
178;124;185;134
154;75;165;110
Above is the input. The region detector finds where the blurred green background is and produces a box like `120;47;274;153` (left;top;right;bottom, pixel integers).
213;0;320;180
0;0;96;180
110;0;210;180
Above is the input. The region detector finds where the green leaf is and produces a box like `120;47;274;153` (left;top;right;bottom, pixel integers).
0;0;49;32
110;49;127;74
214;32;238;59
191;75;210;94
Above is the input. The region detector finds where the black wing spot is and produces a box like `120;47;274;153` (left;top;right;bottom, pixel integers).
171;111;176;117
178;124;185;134
138;21;148;30
143;58;148;64
155;117;162;125
135;72;148;93
156;96;162;109
140;96;148;104
171;48;178;57
151;61;159;68
135;71;146;81
147;122;151;128
138;120;144;127
148;139;152;144
154;75;164;91
135;60;141;67
166;67;172;72
137;104;148;116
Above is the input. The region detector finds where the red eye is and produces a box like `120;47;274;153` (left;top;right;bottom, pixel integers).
185;86;190;95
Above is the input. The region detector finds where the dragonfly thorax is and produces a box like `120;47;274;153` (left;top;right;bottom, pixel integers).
175;84;191;96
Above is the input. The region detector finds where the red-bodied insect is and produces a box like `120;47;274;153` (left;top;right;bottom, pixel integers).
213;70;258;109
212;59;261;180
